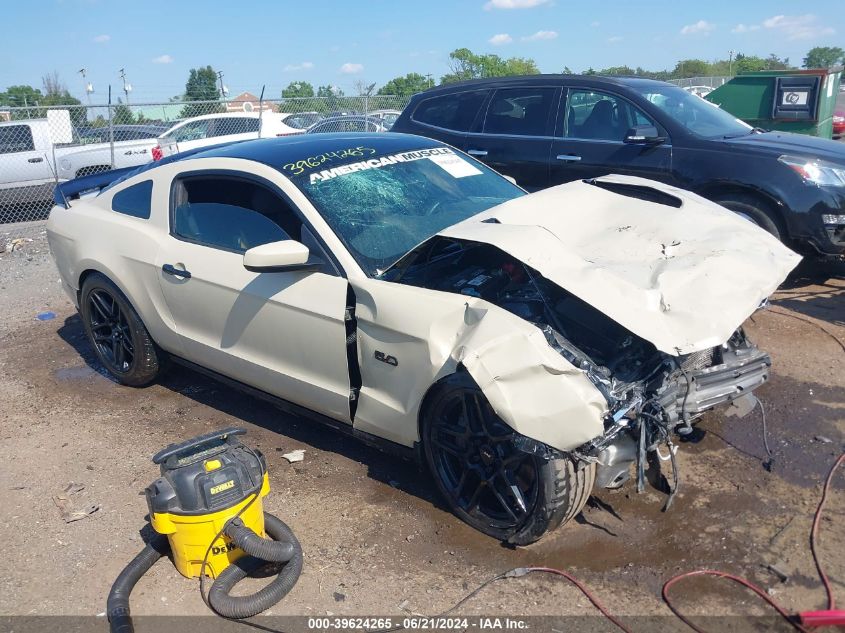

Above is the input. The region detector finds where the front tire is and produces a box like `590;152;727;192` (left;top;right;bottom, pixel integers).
713;193;783;241
422;373;594;545
80;273;164;386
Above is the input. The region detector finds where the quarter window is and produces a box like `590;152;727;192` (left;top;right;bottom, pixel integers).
0;125;35;154
483;87;556;136
171;176;302;253
565;90;657;141
112;180;153;219
412;90;489;132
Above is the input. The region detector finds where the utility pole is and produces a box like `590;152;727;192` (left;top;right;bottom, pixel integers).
217;71;229;102
118;68;132;105
729;50;735;76
425;73;433;88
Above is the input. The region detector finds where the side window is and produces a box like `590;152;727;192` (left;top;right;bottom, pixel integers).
169;120;210;142
112;180;153;219
213;117;259;137
0;125;35;154
171;177;303;253
565;90;657;141
412;90;489;131
483;87;556;136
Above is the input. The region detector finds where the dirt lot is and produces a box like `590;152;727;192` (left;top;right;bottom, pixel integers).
0;226;843;630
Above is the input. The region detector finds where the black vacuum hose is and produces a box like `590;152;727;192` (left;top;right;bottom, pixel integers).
224;515;297;563
208;513;304;619
107;533;170;633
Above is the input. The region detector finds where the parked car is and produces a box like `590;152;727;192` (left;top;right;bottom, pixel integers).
0;115;159;212
0;118;63;210
153;112;303;160
48;134;798;543
392;75;845;258
76;124;170;144
833;111;844;140
306;116;388;133
281;111;324;130
369;109;402;129
682;85;714;98
57;125;172;180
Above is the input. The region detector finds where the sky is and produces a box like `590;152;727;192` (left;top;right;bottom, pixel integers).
1;0;843;104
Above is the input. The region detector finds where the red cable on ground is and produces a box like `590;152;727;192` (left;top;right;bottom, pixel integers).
810;452;843;612
662;452;844;632
513;567;634;633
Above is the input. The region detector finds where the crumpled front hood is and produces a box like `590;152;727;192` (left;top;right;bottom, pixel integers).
437;175;802;355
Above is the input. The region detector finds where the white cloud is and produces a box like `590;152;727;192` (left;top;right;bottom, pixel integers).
152;54;173;64
489;33;513;45
339;62;364;74
680;20;715;35
731;23;760;34
484;0;549;9
761;14;834;40
522;30;557;41
590;21;600;27
283;61;314;72
607;36;623;43
93;34;110;43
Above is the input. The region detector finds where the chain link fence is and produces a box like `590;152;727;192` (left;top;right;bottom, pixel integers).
0;94;411;238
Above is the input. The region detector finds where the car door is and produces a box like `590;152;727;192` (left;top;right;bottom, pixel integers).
154;171;353;423
549;88;673;185
464;86;558;191
0;124;54;188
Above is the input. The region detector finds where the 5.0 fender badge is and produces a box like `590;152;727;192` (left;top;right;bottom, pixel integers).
374;350;398;367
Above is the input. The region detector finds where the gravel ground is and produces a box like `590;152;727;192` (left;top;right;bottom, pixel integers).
0;225;843;630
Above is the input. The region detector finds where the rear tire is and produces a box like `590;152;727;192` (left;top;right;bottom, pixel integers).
80;273;164;386
712;193;783;241
421;372;594;545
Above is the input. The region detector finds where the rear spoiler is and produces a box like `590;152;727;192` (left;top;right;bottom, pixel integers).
54;166;138;207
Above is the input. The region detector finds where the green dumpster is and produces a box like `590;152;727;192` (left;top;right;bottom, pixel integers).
705;67;842;138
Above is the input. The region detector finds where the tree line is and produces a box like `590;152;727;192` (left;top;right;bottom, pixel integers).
2;46;843;116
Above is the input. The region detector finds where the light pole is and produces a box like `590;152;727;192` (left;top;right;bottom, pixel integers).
729;50;735;76
78;68;94;104
119;68;132;105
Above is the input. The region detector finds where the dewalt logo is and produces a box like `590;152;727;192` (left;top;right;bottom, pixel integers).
209;480;235;495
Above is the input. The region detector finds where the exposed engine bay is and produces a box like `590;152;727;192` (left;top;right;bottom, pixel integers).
388;238;772;505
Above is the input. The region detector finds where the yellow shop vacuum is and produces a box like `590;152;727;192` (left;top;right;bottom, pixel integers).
107;428;302;633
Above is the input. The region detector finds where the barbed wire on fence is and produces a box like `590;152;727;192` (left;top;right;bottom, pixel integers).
0;95;411;229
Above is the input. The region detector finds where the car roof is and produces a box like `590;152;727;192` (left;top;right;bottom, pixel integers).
416;74;672;95
140;133;445;174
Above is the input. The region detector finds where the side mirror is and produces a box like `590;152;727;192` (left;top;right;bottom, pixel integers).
624;125;665;145
243;240;315;273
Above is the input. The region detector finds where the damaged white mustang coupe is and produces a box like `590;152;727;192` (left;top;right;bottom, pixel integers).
48;134;801;544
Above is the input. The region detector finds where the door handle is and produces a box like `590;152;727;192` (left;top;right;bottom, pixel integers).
28;157;44;163
467;149;488;156
162;263;191;279
556;154;582;162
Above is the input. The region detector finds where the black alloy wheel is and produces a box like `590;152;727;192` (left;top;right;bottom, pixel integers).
427;383;540;531
87;288;135;373
422;372;595;545
80;273;164;386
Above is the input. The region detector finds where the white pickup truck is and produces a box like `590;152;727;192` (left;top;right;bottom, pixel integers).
0;112;169;212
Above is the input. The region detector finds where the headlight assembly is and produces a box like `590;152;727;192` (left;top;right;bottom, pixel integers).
778;155;845;188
